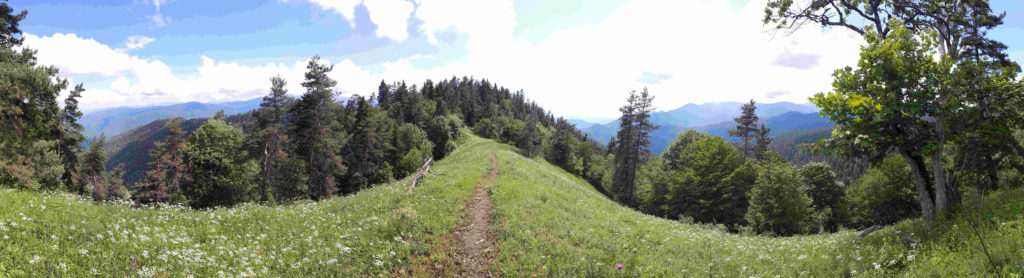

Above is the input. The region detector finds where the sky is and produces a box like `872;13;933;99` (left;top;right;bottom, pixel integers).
12;0;1024;120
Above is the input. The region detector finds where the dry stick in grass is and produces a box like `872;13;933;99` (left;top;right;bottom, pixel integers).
407;157;434;193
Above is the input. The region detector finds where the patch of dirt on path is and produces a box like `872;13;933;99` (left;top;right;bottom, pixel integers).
403;151;500;277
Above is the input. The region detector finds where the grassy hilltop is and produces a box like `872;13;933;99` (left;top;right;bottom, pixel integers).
1;134;1022;277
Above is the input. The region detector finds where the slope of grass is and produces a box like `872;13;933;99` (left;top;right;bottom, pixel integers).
489;148;1024;277
3;134;1022;277
0;134;492;277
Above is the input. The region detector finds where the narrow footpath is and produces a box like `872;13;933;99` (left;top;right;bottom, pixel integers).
405;150;499;277
449;150;499;277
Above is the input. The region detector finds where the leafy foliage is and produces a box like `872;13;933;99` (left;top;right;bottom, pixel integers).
182;119;259;208
745;162;811;236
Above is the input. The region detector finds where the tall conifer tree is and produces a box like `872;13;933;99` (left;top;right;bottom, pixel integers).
729;100;759;158
611;88;657;205
288;56;345;200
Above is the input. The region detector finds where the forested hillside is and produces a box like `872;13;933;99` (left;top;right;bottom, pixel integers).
81;98;262;139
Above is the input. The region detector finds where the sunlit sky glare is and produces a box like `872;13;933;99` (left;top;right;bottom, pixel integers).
13;0;1024;120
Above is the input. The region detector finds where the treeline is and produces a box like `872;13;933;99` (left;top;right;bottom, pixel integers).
592;0;1024;236
605;96;1024;236
0;2;603;209
107;57;608;208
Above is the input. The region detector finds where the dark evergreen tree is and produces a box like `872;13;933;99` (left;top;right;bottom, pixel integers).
611;88;657;205
252;75;292;202
0;2;66;191
753;123;772;161
58;84;86;192
137;118;187;204
81;135;107;200
288;56;346;199
728;100;758;158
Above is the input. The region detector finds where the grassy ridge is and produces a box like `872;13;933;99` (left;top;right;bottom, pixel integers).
0;134;491;277
2;135;1022;277
489;147;1024;277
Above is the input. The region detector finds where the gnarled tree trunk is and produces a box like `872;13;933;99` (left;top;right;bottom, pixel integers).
900;149;936;220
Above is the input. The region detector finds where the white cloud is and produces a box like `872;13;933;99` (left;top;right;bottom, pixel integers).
122;35;156;51
21;32;380;109
362;0;414;41
25;0;866;119
23;33;133;76
306;0;362;27
151;14;170;27
415;0;516;49
407;0;862;118
300;0;415;41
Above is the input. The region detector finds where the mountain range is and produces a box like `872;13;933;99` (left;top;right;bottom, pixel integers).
81;98;263;139
572;102;828;154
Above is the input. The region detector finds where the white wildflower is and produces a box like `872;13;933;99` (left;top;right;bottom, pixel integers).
79;249;89;256
29;255;40;264
873;262;880;269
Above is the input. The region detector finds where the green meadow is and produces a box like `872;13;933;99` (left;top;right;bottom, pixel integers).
2;135;1022;277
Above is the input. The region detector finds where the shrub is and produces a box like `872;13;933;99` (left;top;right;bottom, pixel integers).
799;162;848;231
845;155;918;227
472;118;500;139
746;162;811;236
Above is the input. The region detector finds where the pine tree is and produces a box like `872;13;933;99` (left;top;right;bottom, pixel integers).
342;96;394;192
0;1;66;191
253;75;291;202
288;56;345;199
612;88;657;205
137;118;187;204
57;84;86;192
729;100;759;158
81;135;107;200
753;123;772;161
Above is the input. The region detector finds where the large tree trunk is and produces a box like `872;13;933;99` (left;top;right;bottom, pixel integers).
900;150;936;220
932;116;951;217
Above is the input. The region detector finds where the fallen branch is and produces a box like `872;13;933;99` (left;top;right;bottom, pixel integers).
855;224;883;242
407;157;434;193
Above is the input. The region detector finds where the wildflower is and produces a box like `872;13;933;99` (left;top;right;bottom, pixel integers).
873;262;880;269
29;255;41;264
58;262;67;270
907;255;915;261
851;270;858;275
617;264;623;270
51;244;58;250
374;259;384;266
79;249;89;256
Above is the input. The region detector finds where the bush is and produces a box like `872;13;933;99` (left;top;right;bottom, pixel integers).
845;155;918;227
182;119;258;208
654;136;754;227
472;118;500;139
746;162;811;236
425;115;456;159
799;162;848;231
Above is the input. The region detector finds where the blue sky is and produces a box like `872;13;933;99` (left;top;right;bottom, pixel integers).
13;0;1024;119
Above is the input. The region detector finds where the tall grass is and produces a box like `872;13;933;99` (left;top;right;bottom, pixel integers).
2;135;1021;277
488;148;1024;277
0;135;492;277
